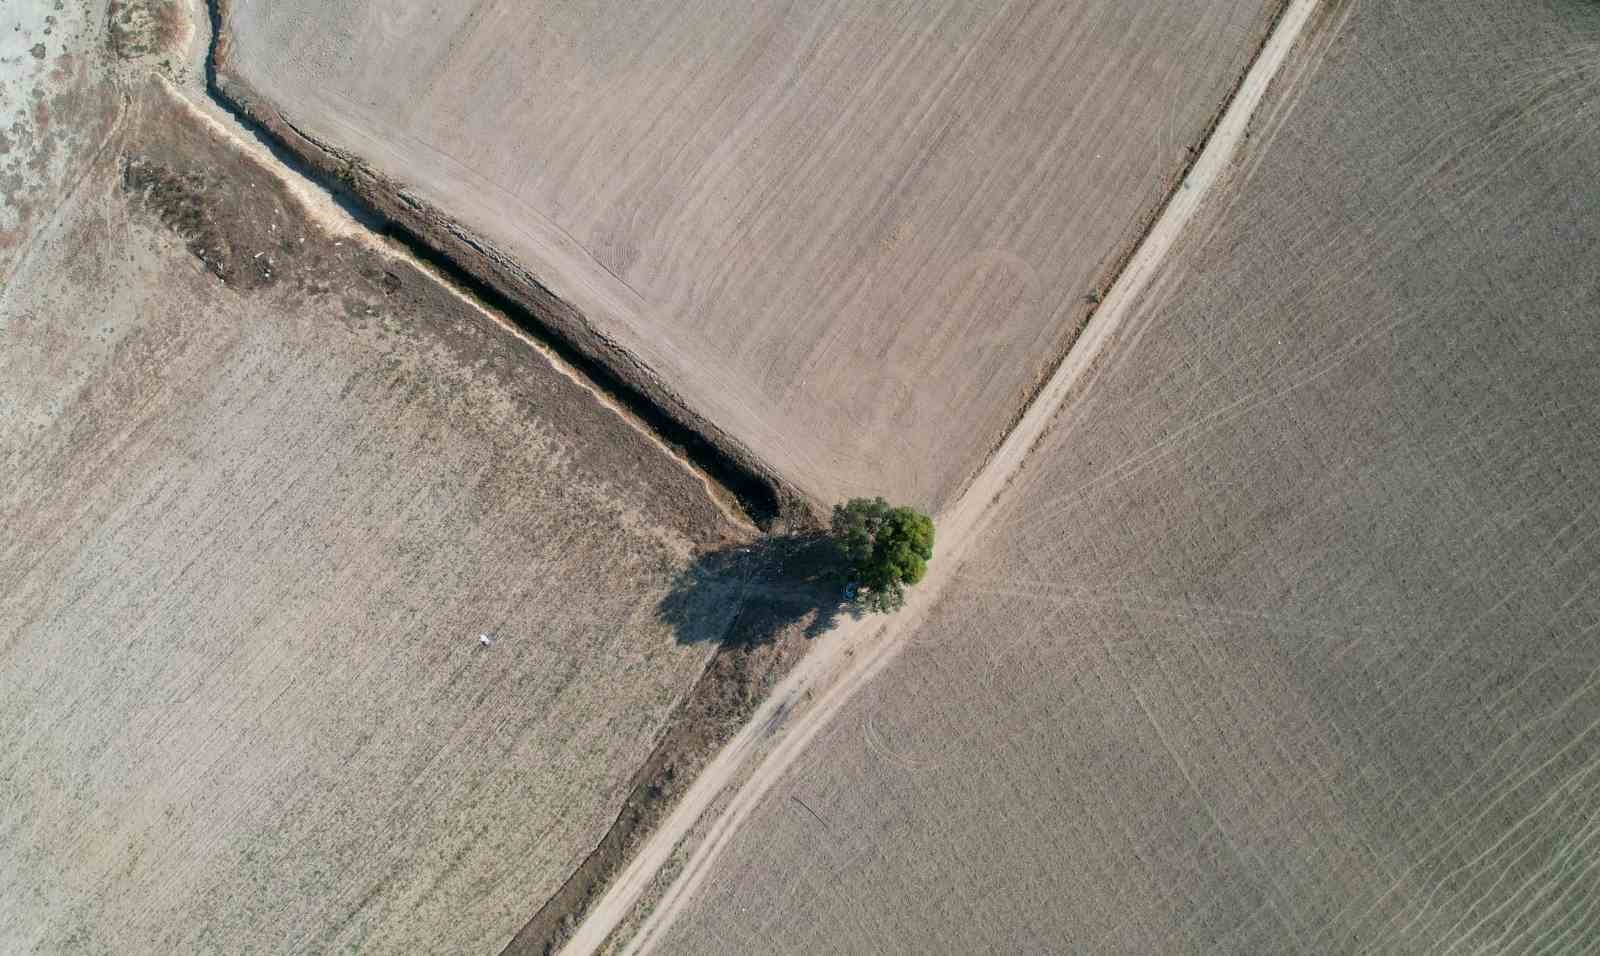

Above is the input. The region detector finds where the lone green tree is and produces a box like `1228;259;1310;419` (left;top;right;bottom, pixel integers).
831;497;935;613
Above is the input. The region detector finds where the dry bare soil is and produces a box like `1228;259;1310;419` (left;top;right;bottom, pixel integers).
649;2;1600;952
0;0;120;273
215;0;1283;511
0;18;762;951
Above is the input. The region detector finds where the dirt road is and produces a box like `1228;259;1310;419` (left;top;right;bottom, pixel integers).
217;0;1279;513
0;64;749;953
558;2;1323;952
639;0;1600;946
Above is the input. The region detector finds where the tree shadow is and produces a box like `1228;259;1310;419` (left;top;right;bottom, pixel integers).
657;533;862;647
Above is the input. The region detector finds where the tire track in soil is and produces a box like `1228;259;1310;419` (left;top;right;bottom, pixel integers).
560;2;1328;953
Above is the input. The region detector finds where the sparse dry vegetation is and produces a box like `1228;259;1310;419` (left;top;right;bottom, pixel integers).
108;0;185;60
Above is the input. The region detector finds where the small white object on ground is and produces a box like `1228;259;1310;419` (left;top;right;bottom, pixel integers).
478;633;495;647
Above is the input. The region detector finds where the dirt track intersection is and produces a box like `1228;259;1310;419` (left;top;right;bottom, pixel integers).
4;0;1598;953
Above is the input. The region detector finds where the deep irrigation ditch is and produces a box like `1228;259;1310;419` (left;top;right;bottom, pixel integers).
954;0;1295;502
191;1;1302;952
192;5;823;953
204;0;805;531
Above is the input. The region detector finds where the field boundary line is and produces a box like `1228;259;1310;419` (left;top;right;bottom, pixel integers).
560;1;1327;953
155;67;760;535
950;0;1295;510
201;0;807;530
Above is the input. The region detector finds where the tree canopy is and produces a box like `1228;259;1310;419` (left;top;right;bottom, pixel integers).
831;497;935;613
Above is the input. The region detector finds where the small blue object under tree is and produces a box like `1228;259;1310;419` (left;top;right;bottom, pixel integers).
830;497;935;614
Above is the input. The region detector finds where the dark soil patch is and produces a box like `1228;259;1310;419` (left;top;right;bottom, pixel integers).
117;79;740;547
203;0;807;532
123;158;253;284
108;0;185;60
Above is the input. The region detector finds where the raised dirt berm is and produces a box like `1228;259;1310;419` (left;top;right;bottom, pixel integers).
211;0;1287;515
0;40;760;949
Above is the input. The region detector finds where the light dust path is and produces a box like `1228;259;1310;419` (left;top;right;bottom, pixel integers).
561;2;1324;953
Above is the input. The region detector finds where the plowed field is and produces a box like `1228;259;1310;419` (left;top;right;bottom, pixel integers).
217;0;1283;510
648;2;1600;951
0;63;746;953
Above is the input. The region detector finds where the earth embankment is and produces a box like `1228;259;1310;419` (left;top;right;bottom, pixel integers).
211;0;1286;513
646;1;1600;951
0;64;756;951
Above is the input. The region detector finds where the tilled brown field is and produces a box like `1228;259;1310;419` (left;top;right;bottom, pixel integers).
0;67;755;951
215;0;1283;512
648;2;1600;952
